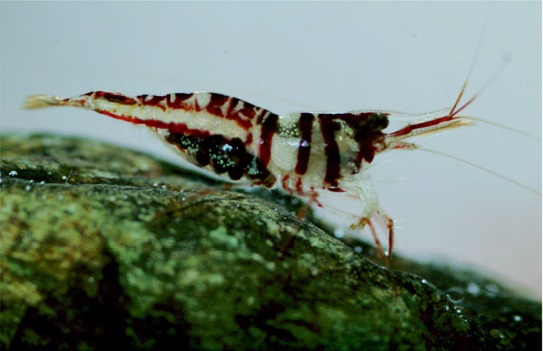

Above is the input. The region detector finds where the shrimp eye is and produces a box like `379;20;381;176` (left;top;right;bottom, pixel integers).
366;113;389;132
353;113;389;141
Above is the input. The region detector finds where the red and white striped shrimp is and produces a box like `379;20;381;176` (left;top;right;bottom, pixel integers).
20;86;494;269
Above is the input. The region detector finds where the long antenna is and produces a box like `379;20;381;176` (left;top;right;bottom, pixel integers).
462;115;540;141
448;28;486;116
416;145;541;195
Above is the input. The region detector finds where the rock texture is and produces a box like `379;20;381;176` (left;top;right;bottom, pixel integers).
1;133;540;350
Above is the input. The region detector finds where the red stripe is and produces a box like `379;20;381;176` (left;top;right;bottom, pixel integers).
319;115;341;187
218;95;261;130
98;110;210;138
206;94;229;117
258;113;278;167
136;94;166;110
211;95;254;130
165;93;193;109
295;113;314;175
94;91;137;105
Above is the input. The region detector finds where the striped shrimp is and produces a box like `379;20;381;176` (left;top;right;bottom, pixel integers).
21;84;509;271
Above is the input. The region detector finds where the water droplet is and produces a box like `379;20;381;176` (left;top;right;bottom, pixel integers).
513;315;522;322
290;198;300;206
485;284;499;297
466;282;481;296
25;185;32;191
88;277;95;283
8;170;18;177
334;229;345;238
445;287;465;304
353;246;362;253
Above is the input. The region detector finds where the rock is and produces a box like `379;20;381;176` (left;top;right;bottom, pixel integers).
1;133;540;350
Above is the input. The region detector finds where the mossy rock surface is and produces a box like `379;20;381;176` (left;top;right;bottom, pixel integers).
1;133;540;350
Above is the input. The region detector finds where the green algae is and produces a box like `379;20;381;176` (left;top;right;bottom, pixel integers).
0;133;540;350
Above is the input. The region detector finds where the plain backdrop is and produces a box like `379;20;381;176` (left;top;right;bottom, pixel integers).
1;2;541;299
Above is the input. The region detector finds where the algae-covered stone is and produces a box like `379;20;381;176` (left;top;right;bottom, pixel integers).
1;133;540;350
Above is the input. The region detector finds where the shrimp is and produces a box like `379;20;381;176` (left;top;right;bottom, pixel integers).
20;82;510;272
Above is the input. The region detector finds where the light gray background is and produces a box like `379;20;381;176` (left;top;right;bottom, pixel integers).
2;2;541;298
